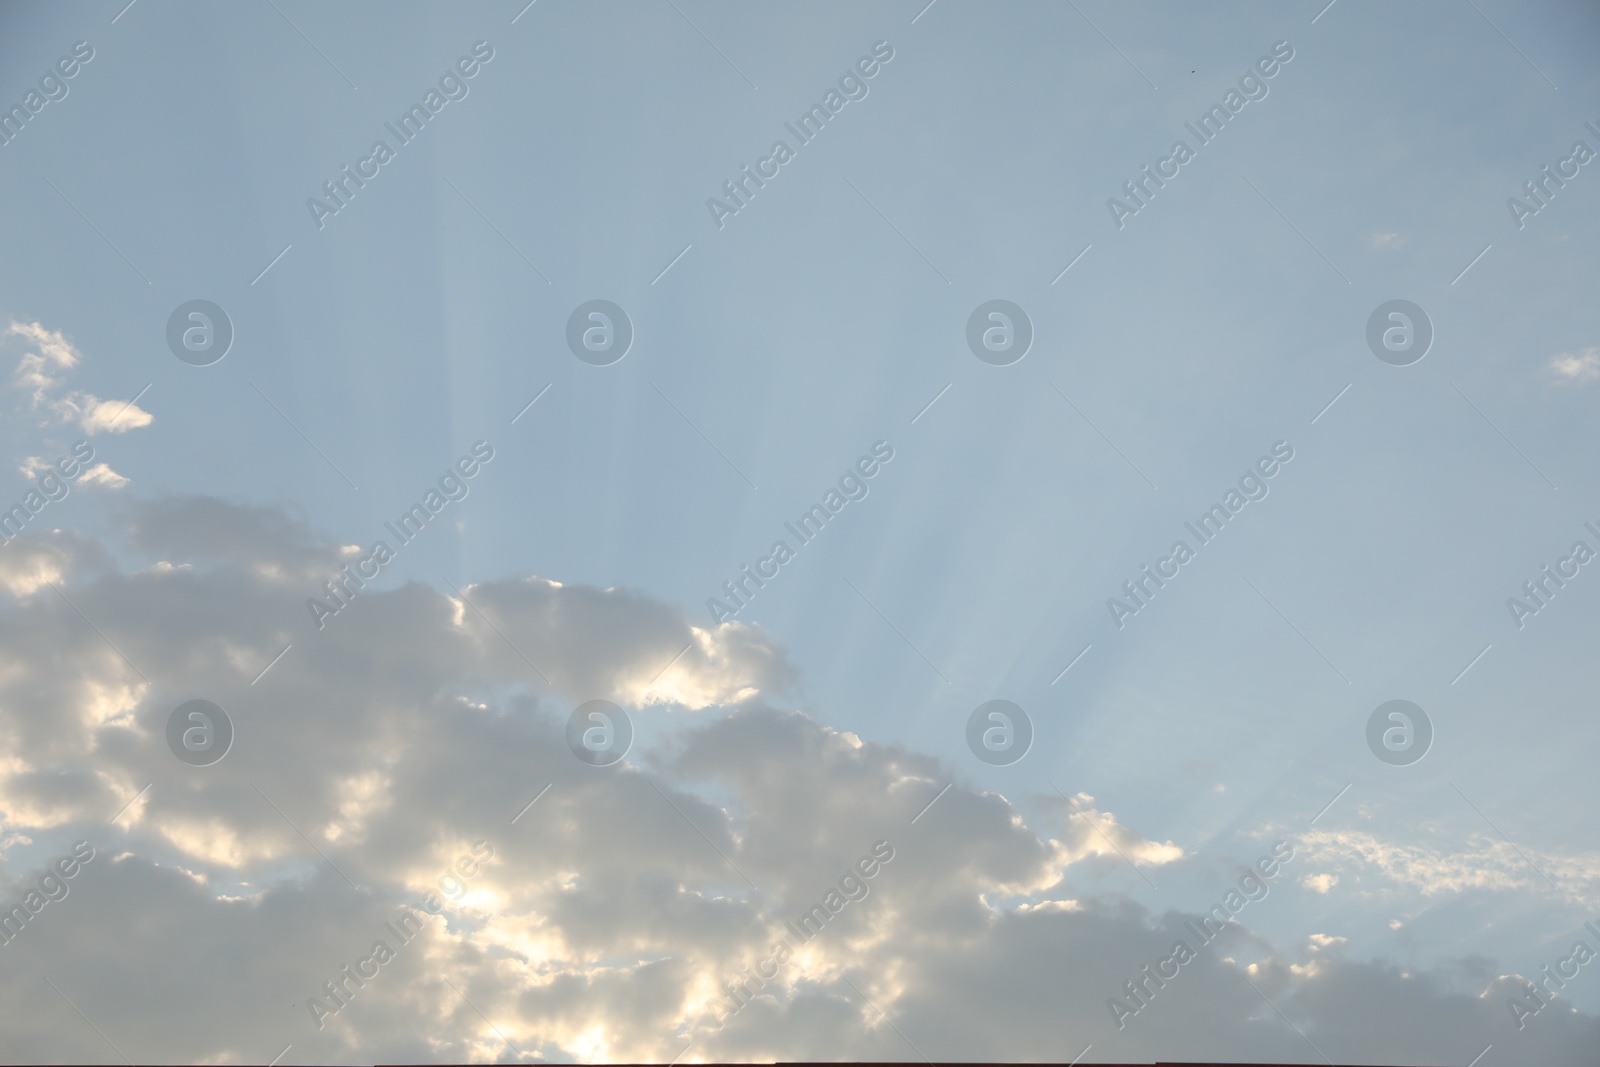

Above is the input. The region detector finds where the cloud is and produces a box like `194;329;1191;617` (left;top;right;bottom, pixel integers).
6;320;78;403
1048;789;1185;871
1301;827;1600;906
1369;231;1406;250
0;530;106;598
0;498;1596;1064
73;395;153;434
1548;347;1600;385
5;320;152;436
18;456;128;491
450;576;797;710
16;456;56;480
75;462;129;489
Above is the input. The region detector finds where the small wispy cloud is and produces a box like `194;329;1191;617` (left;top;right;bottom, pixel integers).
79;462;131;490
15;454;129;490
1547;346;1600;385
6;320;148;489
6;320;153;435
1369;232;1406;251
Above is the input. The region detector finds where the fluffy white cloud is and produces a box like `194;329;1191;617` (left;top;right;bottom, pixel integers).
0;499;1596;1064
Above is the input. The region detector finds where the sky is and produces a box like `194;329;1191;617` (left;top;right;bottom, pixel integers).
1;0;1599;1063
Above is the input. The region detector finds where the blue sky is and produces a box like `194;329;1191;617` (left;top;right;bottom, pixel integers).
2;1;1599;1063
